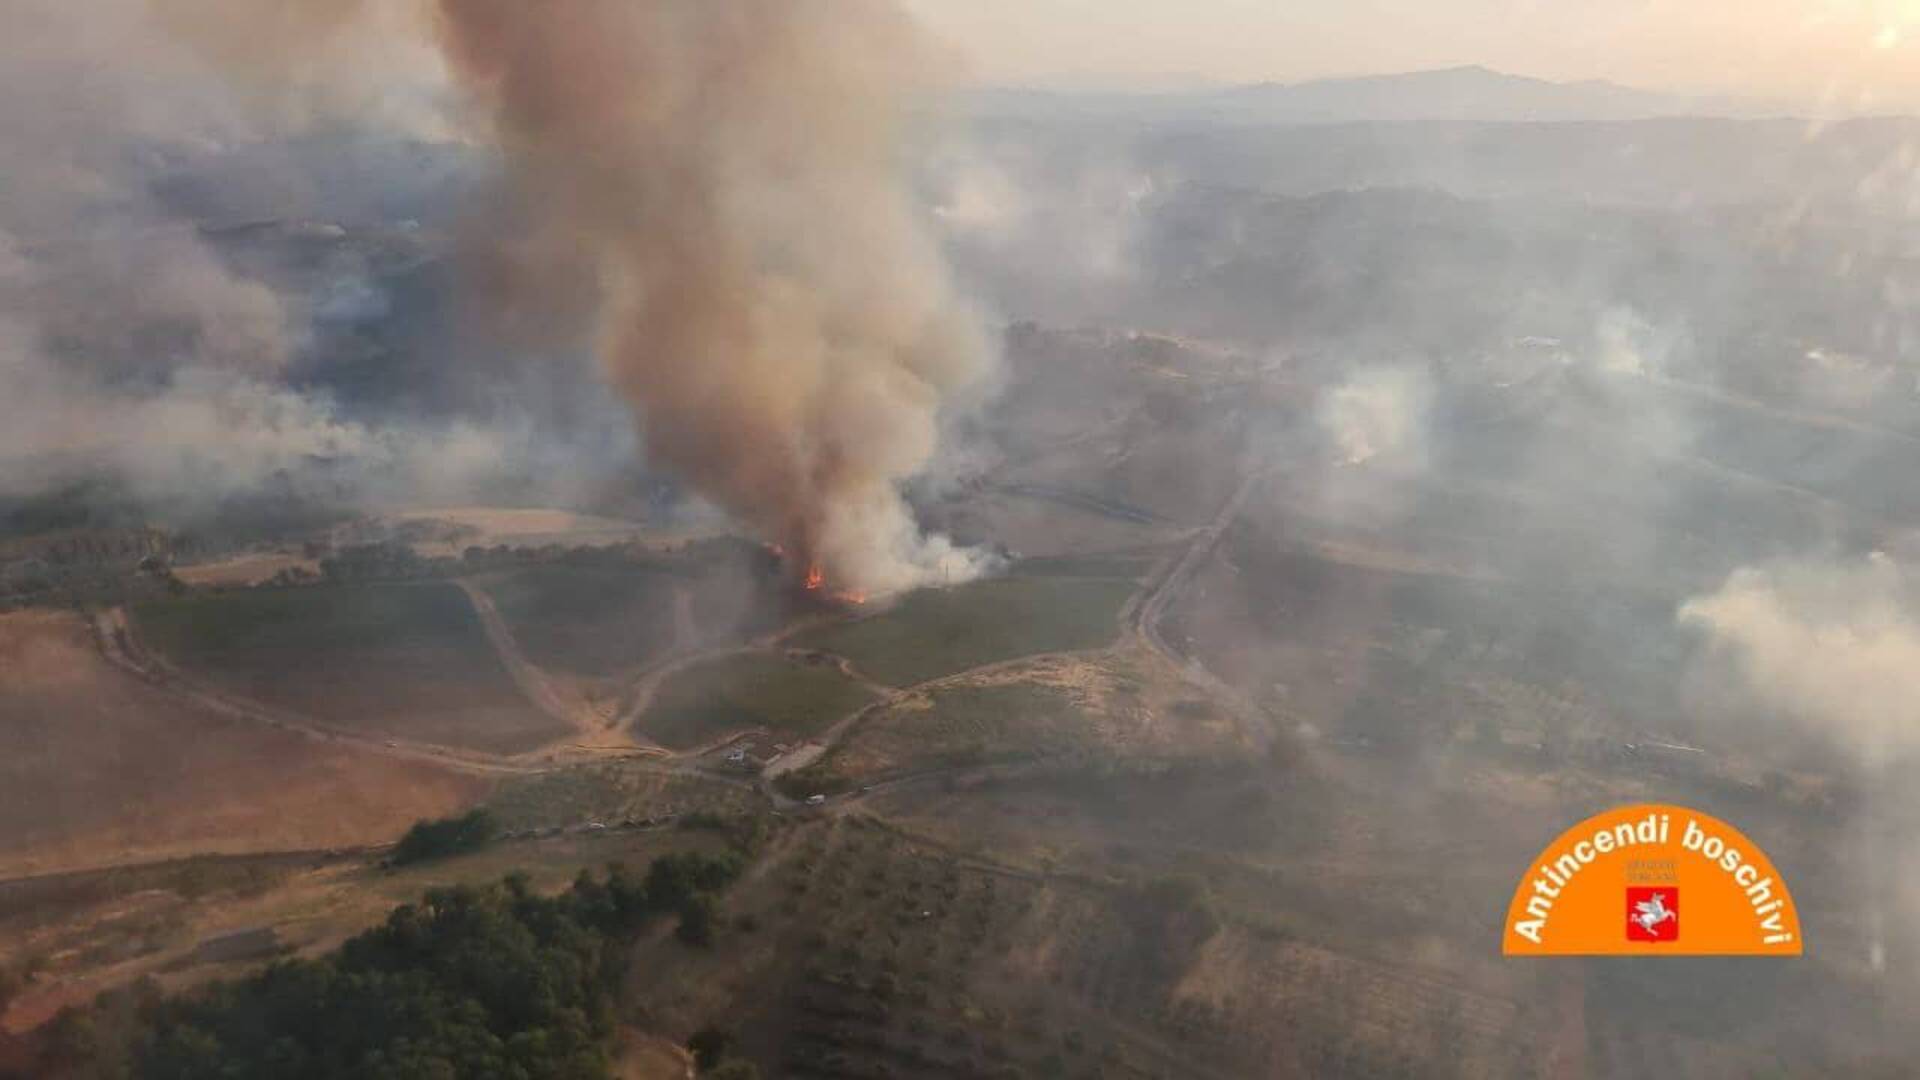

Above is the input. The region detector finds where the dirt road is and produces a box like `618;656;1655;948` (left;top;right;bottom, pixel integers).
453;578;626;741
761;468;1279;804
1126;467;1275;748
615;610;850;734
92;609;546;778
95;465;1280;824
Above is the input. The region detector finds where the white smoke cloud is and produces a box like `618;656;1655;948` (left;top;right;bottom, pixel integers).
0;1;600;516
927;132;1160;327
1592;304;1680;378
1317;365;1433;467
0;3;317;504
1680;553;1920;764
932;148;1156;286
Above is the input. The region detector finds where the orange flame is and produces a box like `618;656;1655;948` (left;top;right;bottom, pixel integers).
803;563;825;590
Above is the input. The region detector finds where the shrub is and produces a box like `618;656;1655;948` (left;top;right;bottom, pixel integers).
390;808;499;865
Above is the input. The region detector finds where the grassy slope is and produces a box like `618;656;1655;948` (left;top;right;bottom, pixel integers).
475;564;686;677
138;582;478;656
134;583;562;754
788;681;1092;794
0;611;487;876
638;652;878;751
1010;552;1160;579
793;577;1136;687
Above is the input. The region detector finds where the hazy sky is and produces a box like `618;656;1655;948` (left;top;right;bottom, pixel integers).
906;0;1920;108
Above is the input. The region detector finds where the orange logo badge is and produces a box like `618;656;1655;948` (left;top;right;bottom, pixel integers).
1503;804;1801;956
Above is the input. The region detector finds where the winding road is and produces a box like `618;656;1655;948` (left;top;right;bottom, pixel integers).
90;457;1272;818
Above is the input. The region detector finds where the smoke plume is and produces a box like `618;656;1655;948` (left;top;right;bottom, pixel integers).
1680;553;1920;764
0;0;295;501
426;0;995;593
8;1;994;587
1318;365;1433;467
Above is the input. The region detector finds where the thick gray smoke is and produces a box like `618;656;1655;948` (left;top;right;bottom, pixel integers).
426;0;996;593
152;0;1000;590
8;1;997;581
0;0;524;511
0;0;291;498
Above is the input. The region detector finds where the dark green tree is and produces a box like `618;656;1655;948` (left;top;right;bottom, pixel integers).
391;809;499;865
687;1026;731;1071
41;852;742;1080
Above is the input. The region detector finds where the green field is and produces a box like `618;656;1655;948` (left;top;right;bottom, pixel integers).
638;651;879;751
1010;552;1160;579
134;583;563;754
136;582;486;656
792;576;1136;687
474;564;687;677
782;681;1092;796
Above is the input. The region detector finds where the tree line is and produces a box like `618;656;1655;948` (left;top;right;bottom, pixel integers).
29;851;743;1079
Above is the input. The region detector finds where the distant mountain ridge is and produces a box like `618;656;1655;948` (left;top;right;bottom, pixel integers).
970;65;1777;125
1211;65;1723;122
